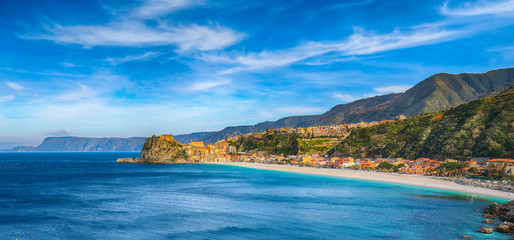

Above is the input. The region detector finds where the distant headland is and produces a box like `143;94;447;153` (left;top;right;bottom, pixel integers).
8;137;146;152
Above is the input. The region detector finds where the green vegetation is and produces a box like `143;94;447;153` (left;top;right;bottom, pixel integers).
298;138;339;154
377;162;404;172
433;162;468;176
231;133;300;155
231;134;342;156
484;163;514;181
331;86;514;160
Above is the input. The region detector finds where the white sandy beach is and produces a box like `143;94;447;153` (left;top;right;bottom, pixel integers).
208;162;514;201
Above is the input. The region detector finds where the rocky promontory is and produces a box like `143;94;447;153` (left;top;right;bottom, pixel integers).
478;201;514;235
117;134;188;164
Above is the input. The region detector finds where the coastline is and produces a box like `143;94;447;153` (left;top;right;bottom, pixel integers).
208;162;514;201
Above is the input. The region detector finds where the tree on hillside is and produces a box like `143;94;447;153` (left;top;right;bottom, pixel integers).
434;162;468;176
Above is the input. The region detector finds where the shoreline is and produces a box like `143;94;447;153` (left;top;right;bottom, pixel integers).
207;162;514;201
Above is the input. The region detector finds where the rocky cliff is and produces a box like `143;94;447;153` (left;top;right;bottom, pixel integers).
117;134;188;164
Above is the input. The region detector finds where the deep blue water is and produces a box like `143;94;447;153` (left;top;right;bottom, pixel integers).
0;153;509;239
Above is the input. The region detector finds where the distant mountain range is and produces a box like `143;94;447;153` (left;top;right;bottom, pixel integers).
9;67;514;152
10;137;146;152
175;67;514;144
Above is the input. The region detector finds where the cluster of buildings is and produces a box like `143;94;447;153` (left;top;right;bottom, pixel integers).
175;115;513;177
181;120;402;163
226;119;399;142
182;140;514;177
178;140;235;163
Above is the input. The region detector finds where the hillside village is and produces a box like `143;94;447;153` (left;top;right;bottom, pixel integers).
171;115;513;181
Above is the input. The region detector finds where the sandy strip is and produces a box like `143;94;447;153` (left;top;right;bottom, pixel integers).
207;162;514;201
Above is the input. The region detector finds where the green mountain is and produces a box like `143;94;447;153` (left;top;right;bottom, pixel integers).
175;68;514;144
306;67;514;125
330;86;514;160
301;93;400;126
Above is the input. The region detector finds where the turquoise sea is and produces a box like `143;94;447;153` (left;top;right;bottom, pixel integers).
0;153;509;239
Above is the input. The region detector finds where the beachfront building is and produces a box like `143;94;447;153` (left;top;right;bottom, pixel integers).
486;159;514;174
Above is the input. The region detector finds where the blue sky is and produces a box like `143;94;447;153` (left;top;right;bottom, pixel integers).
1;0;514;148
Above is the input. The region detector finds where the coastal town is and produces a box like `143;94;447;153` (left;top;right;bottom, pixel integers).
168;116;514;186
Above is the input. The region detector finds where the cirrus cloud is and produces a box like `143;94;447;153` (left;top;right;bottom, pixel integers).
439;0;514;16
189;79;232;91
29;22;243;52
0;95;15;103
5;81;24;90
374;85;411;93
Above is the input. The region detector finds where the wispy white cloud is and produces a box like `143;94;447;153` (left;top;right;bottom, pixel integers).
189;79;231;91
326;0;376;9
374;85;411;93
332;93;358;102
5;81;24;90
24;0;243;52
206;25;458;74
332;26;457;55
0;95;15;103
440;0;514;16
106;51;163;65
61;62;80;67
30;22;244;52
131;0;204;19
170;24;244;53
54;84;98;101
200;0;514;74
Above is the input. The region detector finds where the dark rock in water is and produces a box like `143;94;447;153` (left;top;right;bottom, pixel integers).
501;210;514;222
496;223;512;233
482;201;514;235
116;158;139;163
484;201;514;222
485;202;502;216
482;219;500;225
477;226;494;233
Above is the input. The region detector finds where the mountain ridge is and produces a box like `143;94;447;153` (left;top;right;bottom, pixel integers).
330;85;514;160
176;67;514;144
11;137;146;152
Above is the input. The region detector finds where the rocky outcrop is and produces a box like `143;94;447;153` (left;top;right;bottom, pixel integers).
484;202;502;216
480;201;514;235
496;222;514;233
482;219;500;225
484;201;514;222
117;135;188;164
477;226;494;234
